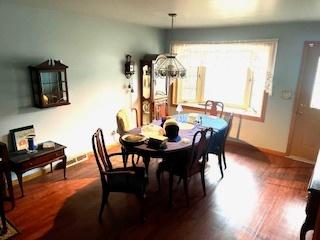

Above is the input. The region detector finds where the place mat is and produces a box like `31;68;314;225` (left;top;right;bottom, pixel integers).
0;219;19;240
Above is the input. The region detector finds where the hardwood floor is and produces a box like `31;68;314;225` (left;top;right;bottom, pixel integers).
6;144;315;240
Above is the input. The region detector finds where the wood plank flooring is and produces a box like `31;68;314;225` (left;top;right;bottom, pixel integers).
5;144;315;240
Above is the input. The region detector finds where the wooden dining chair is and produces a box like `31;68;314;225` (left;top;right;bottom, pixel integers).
207;113;234;178
116;108;139;136
156;127;214;207
204;100;224;118
116;108;140;166
0;142;14;210
92;128;147;222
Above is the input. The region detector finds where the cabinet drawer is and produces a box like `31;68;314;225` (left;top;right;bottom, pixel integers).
21;149;65;170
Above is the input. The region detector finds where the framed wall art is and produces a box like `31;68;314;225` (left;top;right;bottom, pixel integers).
10;125;36;151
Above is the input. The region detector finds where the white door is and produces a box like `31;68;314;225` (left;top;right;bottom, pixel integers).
289;42;320;162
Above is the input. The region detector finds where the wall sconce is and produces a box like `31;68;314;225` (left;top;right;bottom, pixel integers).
125;54;135;79
124;54;135;93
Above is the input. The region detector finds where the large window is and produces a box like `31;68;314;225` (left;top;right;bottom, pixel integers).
172;40;278;119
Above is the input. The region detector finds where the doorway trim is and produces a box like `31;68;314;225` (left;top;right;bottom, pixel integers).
286;41;320;156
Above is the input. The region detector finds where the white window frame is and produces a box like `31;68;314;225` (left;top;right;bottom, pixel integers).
171;40;278;120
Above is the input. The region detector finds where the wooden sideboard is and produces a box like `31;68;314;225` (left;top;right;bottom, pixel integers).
300;150;320;240
9;142;67;196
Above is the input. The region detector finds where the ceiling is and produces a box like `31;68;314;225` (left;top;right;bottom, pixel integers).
6;0;320;28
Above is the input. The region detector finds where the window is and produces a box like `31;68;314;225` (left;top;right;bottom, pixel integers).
311;57;320;109
172;40;278;119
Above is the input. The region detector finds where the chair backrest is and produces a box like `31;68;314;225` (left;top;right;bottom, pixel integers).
0;142;9;171
204;100;224;117
116;108;138;136
92;128;113;182
0;142;9;165
224;113;234;138
223;112;234;145
188;128;214;170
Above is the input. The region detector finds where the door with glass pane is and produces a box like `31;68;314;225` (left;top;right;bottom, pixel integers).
289;41;320;161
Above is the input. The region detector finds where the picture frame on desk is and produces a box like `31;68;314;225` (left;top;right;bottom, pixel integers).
9;125;36;151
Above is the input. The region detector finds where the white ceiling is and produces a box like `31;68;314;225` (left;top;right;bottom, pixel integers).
6;0;320;28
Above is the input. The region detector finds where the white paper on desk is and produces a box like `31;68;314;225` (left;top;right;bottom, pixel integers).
43;141;55;148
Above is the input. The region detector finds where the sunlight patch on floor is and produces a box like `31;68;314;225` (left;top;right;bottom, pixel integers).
215;164;259;226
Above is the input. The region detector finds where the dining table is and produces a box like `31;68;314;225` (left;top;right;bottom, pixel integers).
120;113;228;179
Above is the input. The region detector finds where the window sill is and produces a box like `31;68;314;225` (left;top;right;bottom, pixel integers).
171;102;265;122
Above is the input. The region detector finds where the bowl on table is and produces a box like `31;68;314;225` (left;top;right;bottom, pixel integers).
121;134;147;146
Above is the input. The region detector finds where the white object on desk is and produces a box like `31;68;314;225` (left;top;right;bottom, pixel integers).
43;141;55;149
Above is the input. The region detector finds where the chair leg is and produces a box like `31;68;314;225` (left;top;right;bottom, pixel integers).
200;168;206;196
98;191;109;222
222;150;227;170
143;156;150;183
218;154;224;178
131;154;136;167
0;181;7;235
136;156;140;164
156;168;161;191
138;193;146;223
168;171;174;208
300;222;308;240
183;177;189;207
121;147;128;168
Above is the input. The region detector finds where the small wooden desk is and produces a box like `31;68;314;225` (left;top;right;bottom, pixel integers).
9;142;67;196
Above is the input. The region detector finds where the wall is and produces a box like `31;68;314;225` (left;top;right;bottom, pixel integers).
0;3;165;157
167;22;320;153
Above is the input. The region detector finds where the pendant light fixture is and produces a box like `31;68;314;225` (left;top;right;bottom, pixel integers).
154;13;186;79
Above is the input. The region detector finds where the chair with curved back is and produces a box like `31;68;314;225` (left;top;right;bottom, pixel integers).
204;100;224;118
207;112;234;178
116;108;140;166
92;128;147;222
156;127;214;207
116;108;138;136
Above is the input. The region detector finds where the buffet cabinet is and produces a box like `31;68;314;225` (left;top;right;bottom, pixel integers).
140;54;168;125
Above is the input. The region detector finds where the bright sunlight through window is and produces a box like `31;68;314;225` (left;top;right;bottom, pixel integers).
172;40;277;119
311;57;320;109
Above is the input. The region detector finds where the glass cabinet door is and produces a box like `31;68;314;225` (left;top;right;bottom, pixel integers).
40;71;68;106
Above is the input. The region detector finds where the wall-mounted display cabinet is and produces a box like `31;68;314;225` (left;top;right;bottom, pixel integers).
140;54;168;125
29;60;70;108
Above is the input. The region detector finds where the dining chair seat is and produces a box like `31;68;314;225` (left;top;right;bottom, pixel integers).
92;128;147;222
106;166;146;193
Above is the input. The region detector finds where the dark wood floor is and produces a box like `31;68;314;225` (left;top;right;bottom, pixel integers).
6;144;315;240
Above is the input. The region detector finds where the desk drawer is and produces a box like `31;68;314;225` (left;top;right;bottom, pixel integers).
21;149;65;170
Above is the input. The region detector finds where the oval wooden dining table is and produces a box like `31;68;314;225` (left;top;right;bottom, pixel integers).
120;114;228;180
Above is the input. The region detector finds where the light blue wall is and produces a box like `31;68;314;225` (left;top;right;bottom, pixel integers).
1;2;319;155
167;23;320;152
0;3;165;156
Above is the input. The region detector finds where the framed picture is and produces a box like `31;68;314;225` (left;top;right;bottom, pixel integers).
10;125;36;151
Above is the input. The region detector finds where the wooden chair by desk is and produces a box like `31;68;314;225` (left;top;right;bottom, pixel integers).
9;142;67;197
0;142;15;235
